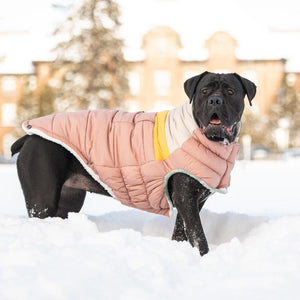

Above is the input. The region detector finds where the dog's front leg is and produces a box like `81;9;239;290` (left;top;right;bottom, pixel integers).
170;174;209;256
172;211;187;242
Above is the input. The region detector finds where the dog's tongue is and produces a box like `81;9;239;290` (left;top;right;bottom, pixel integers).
210;119;221;125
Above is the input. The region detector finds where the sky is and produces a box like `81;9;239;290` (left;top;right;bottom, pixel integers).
0;0;300;72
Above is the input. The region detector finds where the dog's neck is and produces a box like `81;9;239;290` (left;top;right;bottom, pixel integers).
165;101;239;152
165;101;198;153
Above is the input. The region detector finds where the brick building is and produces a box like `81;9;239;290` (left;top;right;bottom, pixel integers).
125;26;286;114
0;26;295;156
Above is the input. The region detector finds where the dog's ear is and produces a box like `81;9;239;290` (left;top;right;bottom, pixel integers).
184;71;209;103
233;73;257;106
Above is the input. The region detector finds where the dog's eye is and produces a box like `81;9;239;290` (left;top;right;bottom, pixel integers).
201;88;208;95
227;89;234;95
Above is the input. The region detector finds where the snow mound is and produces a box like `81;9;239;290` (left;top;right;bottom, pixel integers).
0;212;299;300
1;160;300;299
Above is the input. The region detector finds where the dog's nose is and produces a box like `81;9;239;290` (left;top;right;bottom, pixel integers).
207;96;223;106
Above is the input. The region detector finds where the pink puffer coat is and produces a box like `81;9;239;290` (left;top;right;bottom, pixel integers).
23;101;239;216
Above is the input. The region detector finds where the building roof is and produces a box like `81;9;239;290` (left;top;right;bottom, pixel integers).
118;0;300;72
1;26;298;73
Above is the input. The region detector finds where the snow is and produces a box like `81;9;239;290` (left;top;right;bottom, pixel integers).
0;160;300;299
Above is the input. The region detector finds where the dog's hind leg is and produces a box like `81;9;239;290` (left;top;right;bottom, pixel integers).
55;185;86;218
16;135;71;218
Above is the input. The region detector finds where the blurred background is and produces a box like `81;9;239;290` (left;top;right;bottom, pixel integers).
0;0;300;161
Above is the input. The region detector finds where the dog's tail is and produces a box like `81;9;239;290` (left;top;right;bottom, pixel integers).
11;135;29;157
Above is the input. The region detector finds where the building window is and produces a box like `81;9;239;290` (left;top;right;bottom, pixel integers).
154;38;169;54
1;76;17;97
128;72;140;95
286;73;296;87
154;70;171;96
1;103;16;127
49;78;61;89
28;75;37;91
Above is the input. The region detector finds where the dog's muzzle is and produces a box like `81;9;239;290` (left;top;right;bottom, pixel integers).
200;113;241;144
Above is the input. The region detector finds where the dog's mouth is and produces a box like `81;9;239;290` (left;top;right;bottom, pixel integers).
209;113;222;125
209;113;235;131
200;113;238;143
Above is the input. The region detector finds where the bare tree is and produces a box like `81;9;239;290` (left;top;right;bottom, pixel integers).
53;0;128;110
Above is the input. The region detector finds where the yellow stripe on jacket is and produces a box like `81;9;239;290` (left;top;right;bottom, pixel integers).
153;110;170;160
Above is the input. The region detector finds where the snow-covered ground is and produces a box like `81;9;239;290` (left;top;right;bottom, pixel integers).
0;160;300;299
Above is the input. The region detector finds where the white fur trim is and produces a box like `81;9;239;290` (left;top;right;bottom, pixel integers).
164;169;227;195
163;169;227;217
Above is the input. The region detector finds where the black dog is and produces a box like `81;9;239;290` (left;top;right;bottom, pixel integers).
11;72;256;256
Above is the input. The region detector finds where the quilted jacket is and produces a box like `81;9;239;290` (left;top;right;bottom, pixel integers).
23;101;239;216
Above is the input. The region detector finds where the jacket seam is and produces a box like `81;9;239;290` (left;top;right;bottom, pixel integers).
84;110;92;159
51;114;55;135
119;166;150;205
91;160;157;168
119;167;130;202
137;165;150;205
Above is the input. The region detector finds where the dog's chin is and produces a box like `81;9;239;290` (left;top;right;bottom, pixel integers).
200;122;239;144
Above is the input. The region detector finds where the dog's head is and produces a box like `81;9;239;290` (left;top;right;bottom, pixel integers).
184;71;256;144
